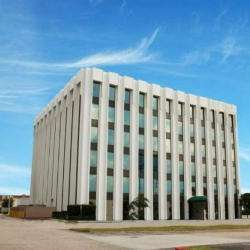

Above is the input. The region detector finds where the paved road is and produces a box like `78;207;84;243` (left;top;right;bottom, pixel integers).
1;214;250;249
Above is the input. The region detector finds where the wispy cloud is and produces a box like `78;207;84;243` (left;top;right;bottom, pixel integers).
181;50;211;66
120;0;127;12
89;0;103;6
240;147;250;162
191;12;203;35
214;8;228;31
2;28;160;71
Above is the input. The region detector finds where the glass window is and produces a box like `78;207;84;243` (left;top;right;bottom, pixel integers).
214;183;218;195
178;141;183;155
107;176;113;193
230;116;234;127
213;165;217;177
166;100;170;113
91;127;98;143
222;148;226;160
202;145;206;158
166;139;171;153
179;161;184;175
212;146;216;159
231;132;234;144
153;137;158;151
201;108;204;121
125;90;130;104
139;113;144;128
190;124;194;137
90;150;97;167
153;156;158;173
178;103;182;116
138;155;144;172
190;106;194;118
166;159;171;174
139;93;144;107
123;154;130;170
201;126;205;139
180;181;184;196
123;177;129;193
124;110;130;126
190;143;195;157
232;149;235;161
139;178;144;194
233;167;236;179
109;86;115;101
153;97;158;110
107;152;114;169
139;134;144;150
178;122;183;135
223;166;227;178
89;174;97;192
108;129;114;145
91;104;99;120
221;131;225;143
220;113;224;126
166;119;170;133
203;164;206;177
153;116;158;130
212;128;215;141
167;180;172;195
224;184;227;196
211;110;215;123
153;179;158;194
93;82;100;98
108;107;115;123
234;184;237;194
124;132;130;148
192;182;196;196
191;162;195;176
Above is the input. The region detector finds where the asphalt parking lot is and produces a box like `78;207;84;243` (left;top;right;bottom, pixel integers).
1;214;250;250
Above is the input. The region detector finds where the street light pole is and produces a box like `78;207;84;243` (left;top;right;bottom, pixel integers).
8;195;11;215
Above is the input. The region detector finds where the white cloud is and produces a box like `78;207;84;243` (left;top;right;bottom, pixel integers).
89;0;103;6
214;8;228;30
191;12;203;35
2;28;160;71
240;147;250;162
181;50;211;66
120;0;127;12
0;163;31;178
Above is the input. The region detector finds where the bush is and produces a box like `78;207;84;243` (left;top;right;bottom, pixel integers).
52;211;67;219
3;211;8;215
67;204;96;221
67;205;81;217
81;204;96;220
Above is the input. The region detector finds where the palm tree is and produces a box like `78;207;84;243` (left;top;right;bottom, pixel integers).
128;196;150;220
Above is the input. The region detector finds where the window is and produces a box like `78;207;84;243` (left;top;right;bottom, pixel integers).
108;129;114;145
166;159;171;174
190;124;194;137
89;175;97;192
224;184;227;196
107;152;114;169
153;116;158;130
178;103;182;116
214;183;218;195
139;113;144;128
221;131;225;143
93;82;100;97
167;180;172;195
222;148;226;161
124;110;130;126
153;137;158;151
220;113;224;126
231;132;234;144
90;150;97;167
107;176;113;192
139;93;144;107
212;147;216;159
212;128;215;141
178;122;183;135
201;108;205;121
213;165;217;178
91;104;99;120
232;149;235;161
153;97;158;110
166;139;171;153
138;155;144;172
124;132;130;147
211;110;215;123
192;182;196;196
223;166;227;178
191;162;195;176
179;161;184;175
108;107;115;123
233;167;236;179
166;119;170;133
190;106;194;118
139;134;144;149
153;156;158;173
109;86;115;101
166;100;170;113
230;116;234;127
123;177;129;193
91;127;98;143
202;145;206;158
180;181;184;196
201;126;205;139
125;90;130;104
153;179;158;194
234;184;237;194
139;178;144;194
203;164;206;177
190;143;195;157
178;141;183;155
123;154;130;170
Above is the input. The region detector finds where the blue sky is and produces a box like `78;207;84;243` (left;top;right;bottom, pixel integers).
0;0;249;195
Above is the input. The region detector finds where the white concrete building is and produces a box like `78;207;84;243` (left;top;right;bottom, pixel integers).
30;68;241;221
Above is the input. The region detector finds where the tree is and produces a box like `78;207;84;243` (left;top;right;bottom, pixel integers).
128;196;150;220
1;197;14;208
239;193;250;218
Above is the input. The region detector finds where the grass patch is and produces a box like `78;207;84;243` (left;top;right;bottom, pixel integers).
187;247;220;250
70;224;250;233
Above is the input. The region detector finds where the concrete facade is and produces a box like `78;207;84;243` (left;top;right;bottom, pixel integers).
30;68;241;221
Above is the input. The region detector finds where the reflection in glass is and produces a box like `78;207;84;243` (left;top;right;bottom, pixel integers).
190;106;194;118
124;110;130;126
124;132;130;147
139;178;144;194
166;159;171;174
91;104;99;120
107;176;113;192
190;124;194;137
178;141;183;155
178;103;182;116
138;154;144;172
108;129;114;145
153;179;158;194
179;161;184;175
123;177;129;193
153;97;158;110
213;165;217;177
191;162;195;176
139;93;144;107
109;86;115;101
166;119;170;133
201;126;205;139
108;107;115;123
203;164;206;177
166;100;170;113
123;154;130;170
178;122;183;135
139;113;144;128
167;180;172;195
166;139;171;153
153;156;158;173
180;181;184;196
91;127;98;143
93;83;100;98
212;128;215;141
107;152;114;169
153;137;158;151
90;150;97;167
89;174;96;192
125;90;130;104
202;145;206;157
190;143;195;157
139;134;144;150
153;116;158;130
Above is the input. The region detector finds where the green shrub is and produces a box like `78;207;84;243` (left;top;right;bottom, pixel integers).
67;204;96;221
67;205;81;217
52;211;67;219
3;211;8;215
81;204;96;220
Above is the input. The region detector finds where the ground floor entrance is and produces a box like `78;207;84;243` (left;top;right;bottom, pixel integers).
188;196;207;220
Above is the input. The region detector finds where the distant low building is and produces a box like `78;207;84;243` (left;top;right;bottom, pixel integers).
0;194;30;210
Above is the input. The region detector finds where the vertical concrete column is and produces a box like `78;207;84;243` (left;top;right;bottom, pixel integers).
30;123;37;204
96;72;108;221
206;103;215;220
113;76;124;221
172;92;180;220
77;68;93;205
183;96;191;219
158;88;166;220
225;110;234;219
130;80;139;204
215;111;225;220
145;84;153;220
